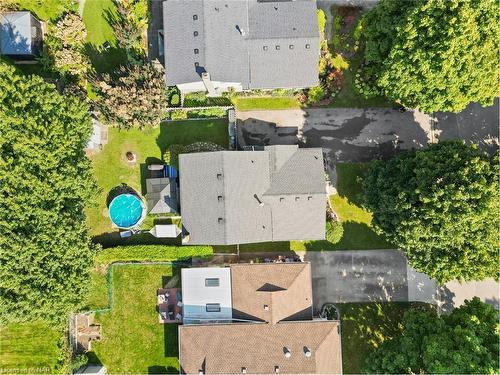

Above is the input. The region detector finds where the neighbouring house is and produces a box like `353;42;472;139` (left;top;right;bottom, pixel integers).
179;263;342;374
179;145;326;245
0;11;43;60
162;0;320;96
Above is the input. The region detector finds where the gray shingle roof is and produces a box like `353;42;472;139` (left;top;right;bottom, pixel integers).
179;145;326;245
146;178;178;214
163;0;319;89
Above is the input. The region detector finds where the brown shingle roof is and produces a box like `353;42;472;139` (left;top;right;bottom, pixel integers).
230;263;313;323
179;321;342;374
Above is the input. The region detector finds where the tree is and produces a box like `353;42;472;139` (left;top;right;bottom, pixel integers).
41;12;91;77
362;0;499;112
365;298;500;374
94;62;167;129
363;141;498;283
0;63;97;324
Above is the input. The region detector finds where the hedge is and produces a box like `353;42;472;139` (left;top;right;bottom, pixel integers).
95;245;213;266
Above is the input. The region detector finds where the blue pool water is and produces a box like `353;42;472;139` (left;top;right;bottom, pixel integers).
109;194;144;228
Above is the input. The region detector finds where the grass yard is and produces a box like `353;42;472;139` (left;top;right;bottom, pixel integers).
82;0;127;72
86;245;212;310
338;302;432;374
86;119;228;243
90;264;179;374
0;322;62;372
16;0;76;21
329;163;392;249
232;96;301;111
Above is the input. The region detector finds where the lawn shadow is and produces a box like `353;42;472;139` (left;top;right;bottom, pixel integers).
147;365;178;374
302;221;391;251
334;163;370;208
163;324;179;358
106;183;137;206
84;42;127;74
86;351;103;365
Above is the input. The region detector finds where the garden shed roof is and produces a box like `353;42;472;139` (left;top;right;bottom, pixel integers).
146;178;178;214
179;145;326;245
162;0;319;89
0;11;41;56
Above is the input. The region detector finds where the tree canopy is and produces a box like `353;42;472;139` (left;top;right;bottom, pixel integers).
363;141;498;283
94;63;167;129
362;0;499;112
364;298;500;374
0;63;97;324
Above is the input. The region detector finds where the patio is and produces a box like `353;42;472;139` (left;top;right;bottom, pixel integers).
157;288;183;324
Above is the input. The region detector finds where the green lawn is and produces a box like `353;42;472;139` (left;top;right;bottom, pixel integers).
90;264;179;374
82;0;127;72
16;0;76;21
0;322;62;372
338;302;433;374
87;119;228;242
86;245;212;310
232;96;301;111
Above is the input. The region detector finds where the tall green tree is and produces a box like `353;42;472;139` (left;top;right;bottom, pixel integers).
0;63;97;324
365;298;500;374
363;141;498;283
94;62;167;129
362;0;499;112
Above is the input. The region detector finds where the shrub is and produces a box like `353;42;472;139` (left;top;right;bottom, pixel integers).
170;93;180;106
326;220;343;244
95;245;213;265
307;86;326;104
183;142;225;154
187;108;227;118
163;144;185;168
170;109;188;120
317;9;327;40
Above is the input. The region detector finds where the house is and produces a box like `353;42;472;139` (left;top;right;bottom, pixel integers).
179;263;342;374
179;145;326;245
162;0;320;95
0;11;43;60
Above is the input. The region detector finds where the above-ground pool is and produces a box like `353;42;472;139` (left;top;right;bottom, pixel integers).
108;193;145;228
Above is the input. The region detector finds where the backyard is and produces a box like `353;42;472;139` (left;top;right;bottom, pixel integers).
89;264;179;374
338;302;433;374
86;119;228;245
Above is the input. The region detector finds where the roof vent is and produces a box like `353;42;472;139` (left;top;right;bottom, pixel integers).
218;217;224;224
254;194;264;207
275;45;280;50
274;366;280;373
280;197;284;202
295;196;300;201
308;196;312;200
283;347;291;358
264;304;269;310
198;372;203;375
304;346;312;357
305;44;310;49
241;368;247;374
194;31;198;37
217;173;223;180
263;45;268;51
289;44;294;49
193;15;198;20
218;195;223;202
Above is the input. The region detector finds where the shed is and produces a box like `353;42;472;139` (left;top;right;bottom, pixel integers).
149;224;181;238
0;11;43;59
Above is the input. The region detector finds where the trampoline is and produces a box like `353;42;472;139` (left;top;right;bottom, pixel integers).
108;193;146;228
